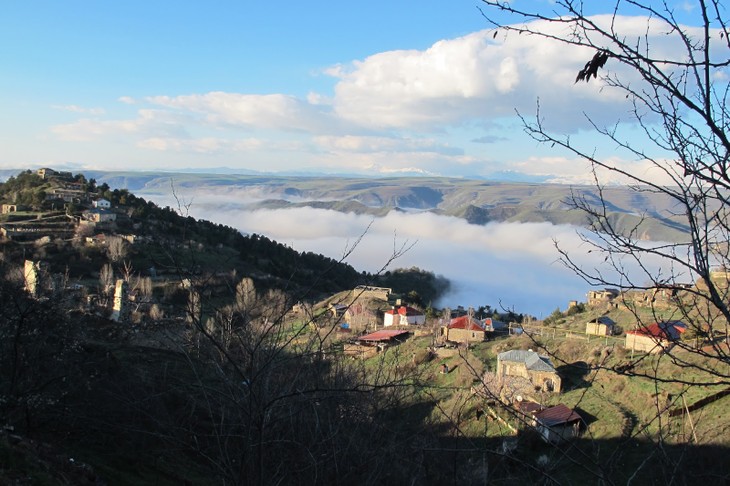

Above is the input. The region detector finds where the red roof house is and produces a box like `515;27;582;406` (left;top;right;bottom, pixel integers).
383;306;425;327
439;316;488;344
625;321;687;354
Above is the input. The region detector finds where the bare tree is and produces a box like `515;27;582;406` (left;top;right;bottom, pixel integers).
106;235;127;263
479;0;730;382
99;263;114;294
473;0;730;483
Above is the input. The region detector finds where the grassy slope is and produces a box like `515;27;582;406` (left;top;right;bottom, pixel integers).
336;311;729;482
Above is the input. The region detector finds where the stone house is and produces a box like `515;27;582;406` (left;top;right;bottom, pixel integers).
440;315;487;344
496;349;561;393
625;321;687;354
585;316;617;336
344;302;378;329
83;209;117;223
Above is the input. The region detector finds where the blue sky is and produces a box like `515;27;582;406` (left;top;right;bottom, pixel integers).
0;1;717;182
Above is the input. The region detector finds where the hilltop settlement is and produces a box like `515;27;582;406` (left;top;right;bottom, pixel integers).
1;169;729;485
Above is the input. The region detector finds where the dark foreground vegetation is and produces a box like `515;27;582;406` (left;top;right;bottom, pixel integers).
1;169;729;485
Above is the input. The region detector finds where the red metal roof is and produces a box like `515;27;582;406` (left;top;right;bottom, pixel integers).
448;315;485;331
357;329;410;342
534;404;582;426
516;400;543;416
626;321;686;340
384;306;422;316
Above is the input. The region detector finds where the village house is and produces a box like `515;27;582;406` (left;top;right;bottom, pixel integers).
344;302;378;329
625;321;687;354
93;198;111;209
496;349;561;393
329;303;348;319
45;187;86;204
383;305;425;327
440;315;488;344
587;288;620;308
585;316;617;336
37;168;72;180
83;208;117;223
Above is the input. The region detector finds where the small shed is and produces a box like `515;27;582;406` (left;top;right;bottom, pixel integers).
585;316;617;336
533;404;582;444
357;329;410;345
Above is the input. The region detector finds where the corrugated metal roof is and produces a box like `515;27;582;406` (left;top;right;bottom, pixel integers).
498;350;556;372
516;400;543;415
357;329;410;342
448;316;485;331
534;404;581;426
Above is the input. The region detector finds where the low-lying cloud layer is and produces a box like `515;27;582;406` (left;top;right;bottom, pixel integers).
144;188;669;317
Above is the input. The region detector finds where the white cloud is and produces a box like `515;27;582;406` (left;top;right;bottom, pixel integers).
52;117;141;141
44;13;710;179
141;186;671;316
313;135;460;155
510;155;684;186
52;104;106;115
137;137;264;153
146;92;337;133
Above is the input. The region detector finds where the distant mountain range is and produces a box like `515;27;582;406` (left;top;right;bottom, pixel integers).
0;169;690;242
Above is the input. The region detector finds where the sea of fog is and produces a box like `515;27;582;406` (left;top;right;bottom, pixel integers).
140;188;661;318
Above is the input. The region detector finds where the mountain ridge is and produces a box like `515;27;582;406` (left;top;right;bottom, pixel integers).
75;171;689;243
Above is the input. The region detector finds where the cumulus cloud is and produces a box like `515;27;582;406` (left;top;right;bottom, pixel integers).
328;14;713;133
145;92;338;133
46;13;707;179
